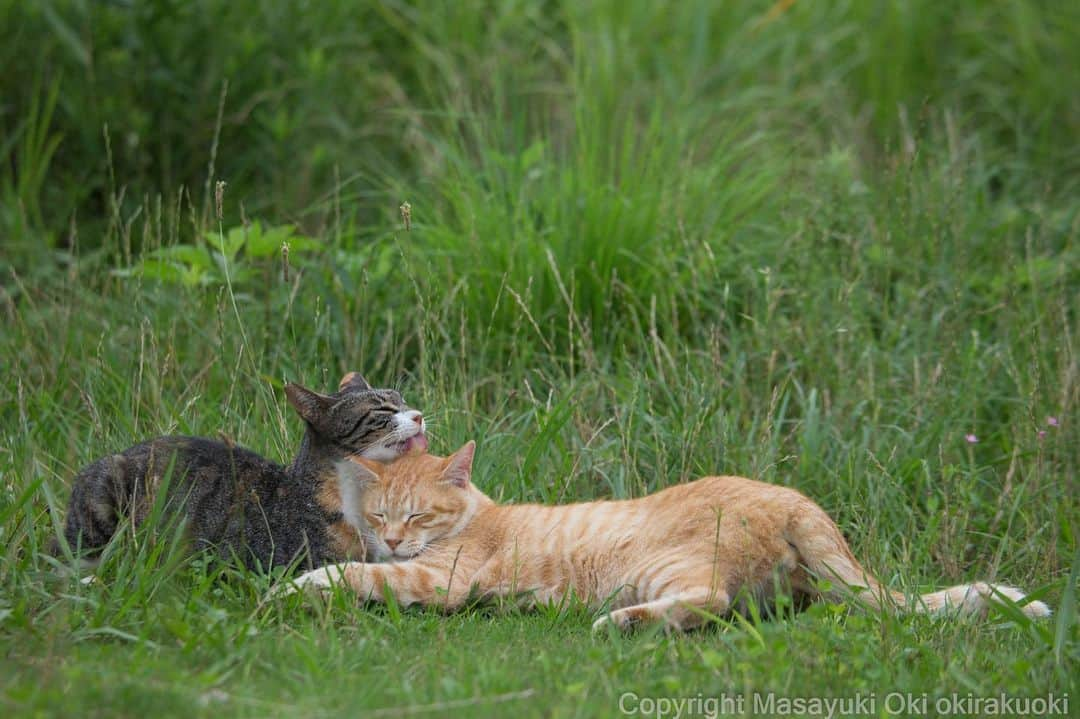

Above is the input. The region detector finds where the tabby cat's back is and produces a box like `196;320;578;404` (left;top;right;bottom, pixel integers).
56;372;428;570
61;435;285;553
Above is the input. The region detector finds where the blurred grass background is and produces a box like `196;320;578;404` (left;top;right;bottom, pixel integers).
1;0;1077;715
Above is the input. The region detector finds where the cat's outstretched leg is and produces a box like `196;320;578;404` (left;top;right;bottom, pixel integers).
271;562;393;600
783;505;1052;618
592;588;730;633
271;560;468;609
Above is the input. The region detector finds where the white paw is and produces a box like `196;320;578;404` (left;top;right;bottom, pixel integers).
296;567;337;590
989;585;1052;619
268;567;338;601
1019;599;1052;618
592;610;636;633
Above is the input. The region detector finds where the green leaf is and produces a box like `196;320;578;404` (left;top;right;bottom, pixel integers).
132;259;186;284
246;223;293;258
148;245;213;270
521;140;546;170
286;235;321;253
180;265;210;288
41;2;91;68
206;226;247;261
1054;546;1079;666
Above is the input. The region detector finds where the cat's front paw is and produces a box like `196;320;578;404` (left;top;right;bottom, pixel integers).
592;611;635;633
592;607;650;633
268;567;340;600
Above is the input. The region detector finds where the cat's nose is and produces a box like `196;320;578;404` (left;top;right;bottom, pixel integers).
408;411;423;425
385;538;402;551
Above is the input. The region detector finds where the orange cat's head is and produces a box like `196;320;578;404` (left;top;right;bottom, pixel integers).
351;441;485;561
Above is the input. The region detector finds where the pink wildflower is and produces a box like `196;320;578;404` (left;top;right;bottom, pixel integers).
965;434;978;444
1046;416;1059;427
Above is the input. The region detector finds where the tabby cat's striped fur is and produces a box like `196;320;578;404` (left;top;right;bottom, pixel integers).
55;372;427;571
281;442;1050;630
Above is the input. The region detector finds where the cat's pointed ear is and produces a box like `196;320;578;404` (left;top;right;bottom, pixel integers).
285;382;333;425
345;457;382;485
440;440;476;488
338;371;372;393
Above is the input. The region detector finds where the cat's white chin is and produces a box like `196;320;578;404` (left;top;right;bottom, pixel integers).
363;411;428;461
361;432;427;463
372;544;423;562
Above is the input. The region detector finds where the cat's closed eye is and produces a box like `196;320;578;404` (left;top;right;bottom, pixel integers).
372;390;405;408
405;512;429;523
368;512;386;524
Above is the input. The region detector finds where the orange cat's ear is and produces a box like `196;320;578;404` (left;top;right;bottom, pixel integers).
440;440;476;488
350;456;382;484
338;372;372;393
285;383;333;425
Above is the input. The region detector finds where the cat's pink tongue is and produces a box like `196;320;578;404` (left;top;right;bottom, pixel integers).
405;433;429;455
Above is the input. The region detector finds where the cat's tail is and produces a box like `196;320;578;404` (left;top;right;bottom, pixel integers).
784;504;1051;619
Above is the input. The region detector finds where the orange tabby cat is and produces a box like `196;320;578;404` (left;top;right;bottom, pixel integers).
276;442;1050;630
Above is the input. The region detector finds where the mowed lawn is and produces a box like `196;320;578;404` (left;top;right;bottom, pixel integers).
1;1;1077;716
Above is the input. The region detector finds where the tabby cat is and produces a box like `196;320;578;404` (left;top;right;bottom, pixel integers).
54;372;427;571
277;442;1050;630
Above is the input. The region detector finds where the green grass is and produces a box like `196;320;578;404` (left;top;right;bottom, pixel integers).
1;0;1078;716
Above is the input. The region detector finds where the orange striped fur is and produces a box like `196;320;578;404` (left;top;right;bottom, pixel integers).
279;442;1050;630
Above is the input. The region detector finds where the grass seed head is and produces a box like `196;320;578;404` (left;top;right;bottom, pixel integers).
215;180;227;221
